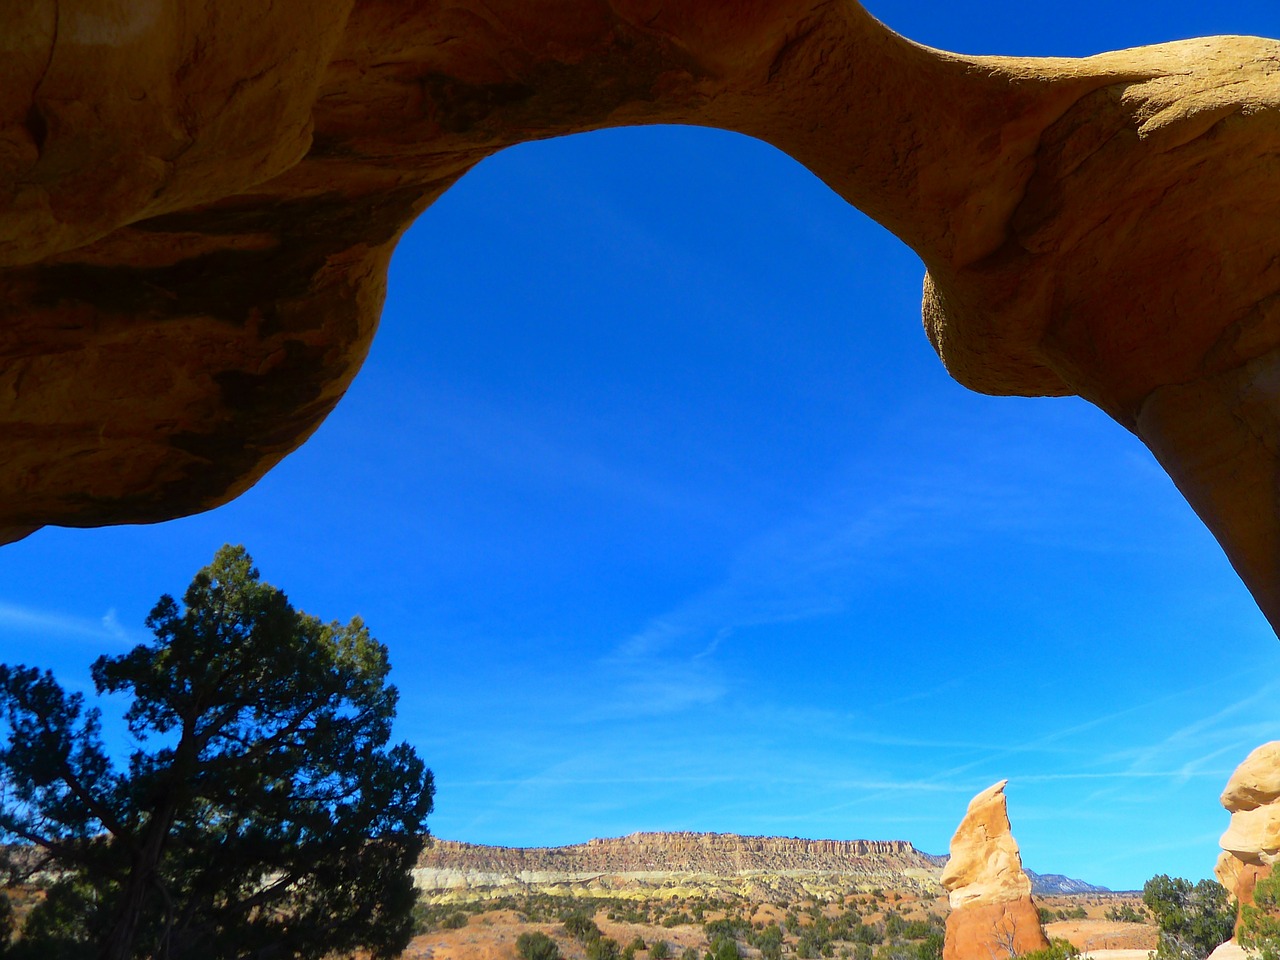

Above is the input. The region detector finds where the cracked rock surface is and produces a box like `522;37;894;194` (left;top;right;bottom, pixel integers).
3;1;1280;629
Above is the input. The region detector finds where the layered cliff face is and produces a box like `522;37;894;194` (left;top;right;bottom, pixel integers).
413;832;944;900
4;3;1280;630
1215;742;1280;918
941;782;1049;960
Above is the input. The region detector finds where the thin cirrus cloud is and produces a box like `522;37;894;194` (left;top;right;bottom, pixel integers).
600;412;1161;679
1099;678;1280;772
0;600;136;648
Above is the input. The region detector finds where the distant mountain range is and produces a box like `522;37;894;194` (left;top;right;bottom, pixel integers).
412;832;1106;901
1026;870;1111;895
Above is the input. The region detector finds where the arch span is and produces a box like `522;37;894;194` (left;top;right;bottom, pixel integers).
3;1;1280;627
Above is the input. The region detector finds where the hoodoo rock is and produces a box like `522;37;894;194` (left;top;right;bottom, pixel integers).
4;3;1280;632
942;781;1049;960
1215;742;1280;912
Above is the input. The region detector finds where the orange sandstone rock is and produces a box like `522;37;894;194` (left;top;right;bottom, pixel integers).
942;781;1049;960
3;2;1280;635
1220;743;1280;872
1216;742;1280;924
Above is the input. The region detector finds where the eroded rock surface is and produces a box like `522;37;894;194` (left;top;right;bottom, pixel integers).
942;781;1049;960
414;832;945;900
4;2;1280;632
1216;742;1280;915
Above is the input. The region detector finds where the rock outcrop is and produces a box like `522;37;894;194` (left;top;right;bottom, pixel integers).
413;832;945;901
1216;742;1280;914
942;782;1049;960
4;3;1280;631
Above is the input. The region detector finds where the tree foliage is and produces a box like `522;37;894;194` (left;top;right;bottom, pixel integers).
565;912;603;943
1240;872;1280;960
1017;938;1080;960
518;931;563;960
1143;875;1234;960
588;937;622;960
0;545;434;960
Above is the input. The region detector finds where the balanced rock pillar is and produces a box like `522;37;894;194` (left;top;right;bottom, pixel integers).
1216;742;1280;923
942;780;1050;960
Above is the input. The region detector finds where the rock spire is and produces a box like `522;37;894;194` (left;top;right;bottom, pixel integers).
942;781;1049;960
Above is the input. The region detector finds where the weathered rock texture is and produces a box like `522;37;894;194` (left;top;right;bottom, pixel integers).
1216;742;1280;915
4;2;1280;630
942;781;1049;960
413;832;945;901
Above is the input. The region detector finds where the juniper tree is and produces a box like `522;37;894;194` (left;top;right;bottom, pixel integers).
0;545;434;960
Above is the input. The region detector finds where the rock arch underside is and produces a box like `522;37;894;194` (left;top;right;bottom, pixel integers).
3;2;1280;628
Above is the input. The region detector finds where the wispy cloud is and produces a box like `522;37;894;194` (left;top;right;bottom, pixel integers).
601;462;1034;679
581;668;727;721
101;609;131;644
0;600;138;647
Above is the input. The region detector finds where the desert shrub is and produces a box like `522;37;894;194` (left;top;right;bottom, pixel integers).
683;948;701;960
707;919;754;942
1143;876;1234;960
915;932;944;960
1017;938;1079;960
1105;904;1149;924
1038;909;1057;926
885;914;939;942
664;913;695;928
588;938;622;960
1240;873;1280;960
750;922;785;960
651;941;671;960
850;922;883;945
518;932;563;960
707;937;740;960
565;914;603;943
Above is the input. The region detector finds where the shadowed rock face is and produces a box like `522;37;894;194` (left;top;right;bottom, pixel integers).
4;2;1280;629
941;781;1049;960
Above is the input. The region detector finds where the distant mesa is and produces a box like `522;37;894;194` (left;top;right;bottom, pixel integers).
411;829;1107;906
941;781;1050;960
413;831;947;901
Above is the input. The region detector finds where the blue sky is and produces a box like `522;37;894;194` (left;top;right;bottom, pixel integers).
3;0;1280;893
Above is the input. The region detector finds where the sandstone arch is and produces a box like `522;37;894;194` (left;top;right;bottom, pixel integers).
3;2;1280;628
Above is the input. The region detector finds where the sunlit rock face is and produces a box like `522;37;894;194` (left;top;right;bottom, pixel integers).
1216;741;1280;924
941;781;1049;960
4;2;1280;633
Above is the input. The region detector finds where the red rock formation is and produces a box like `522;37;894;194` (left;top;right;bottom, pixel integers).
942;782;1049;960
4;3;1280;630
